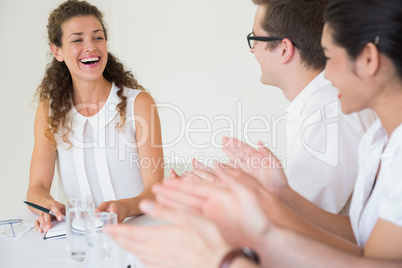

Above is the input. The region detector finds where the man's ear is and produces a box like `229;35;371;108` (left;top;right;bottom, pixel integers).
50;43;64;62
357;42;380;77
280;38;295;64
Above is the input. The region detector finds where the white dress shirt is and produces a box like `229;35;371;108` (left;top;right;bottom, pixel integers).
350;120;402;247
285;72;377;213
56;83;144;207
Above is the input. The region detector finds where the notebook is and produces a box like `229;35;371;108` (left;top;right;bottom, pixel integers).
43;220;66;240
43;218;102;240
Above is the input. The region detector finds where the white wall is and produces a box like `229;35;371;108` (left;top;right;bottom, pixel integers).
0;0;288;214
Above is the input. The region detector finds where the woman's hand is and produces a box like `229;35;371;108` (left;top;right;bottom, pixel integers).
222;137;289;197
152;167;275;248
33;201;65;233
200;166;274;247
95;200;129;223
169;159;220;183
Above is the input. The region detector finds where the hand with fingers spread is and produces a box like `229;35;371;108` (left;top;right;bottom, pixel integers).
105;200;232;268
33;201;65;233
222;137;289;196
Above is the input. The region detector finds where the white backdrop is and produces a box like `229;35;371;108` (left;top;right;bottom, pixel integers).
0;0;289;213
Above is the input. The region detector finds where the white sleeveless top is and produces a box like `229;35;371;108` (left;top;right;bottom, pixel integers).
56;83;144;206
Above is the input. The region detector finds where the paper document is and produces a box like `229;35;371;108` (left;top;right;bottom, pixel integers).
0;216;35;240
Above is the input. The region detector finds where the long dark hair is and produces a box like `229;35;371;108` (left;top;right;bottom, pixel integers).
35;0;145;147
324;0;402;78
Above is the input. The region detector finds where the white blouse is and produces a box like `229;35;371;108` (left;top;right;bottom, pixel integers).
285;71;377;214
350;119;402;247
56;83;144;207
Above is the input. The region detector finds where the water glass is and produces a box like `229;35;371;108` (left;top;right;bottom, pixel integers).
66;195;94;262
85;212;119;268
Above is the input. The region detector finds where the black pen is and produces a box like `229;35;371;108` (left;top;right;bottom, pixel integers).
24;201;65;220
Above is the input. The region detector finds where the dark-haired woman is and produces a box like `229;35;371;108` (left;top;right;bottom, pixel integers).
26;0;164;233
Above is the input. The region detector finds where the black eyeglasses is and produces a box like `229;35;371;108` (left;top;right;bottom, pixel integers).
247;32;298;49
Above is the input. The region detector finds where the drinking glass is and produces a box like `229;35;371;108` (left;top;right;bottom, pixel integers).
66;195;94;262
85;212;119;268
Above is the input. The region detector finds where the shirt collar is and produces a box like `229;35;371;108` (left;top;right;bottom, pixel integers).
361;119;402;159
380;121;402;155
69;82;121;131
285;71;331;117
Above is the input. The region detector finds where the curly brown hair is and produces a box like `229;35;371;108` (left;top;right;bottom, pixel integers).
35;0;145;148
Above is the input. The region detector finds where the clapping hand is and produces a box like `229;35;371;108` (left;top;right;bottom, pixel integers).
153;166;274;247
169;158;220;183
222;137;289;196
105;200;231;268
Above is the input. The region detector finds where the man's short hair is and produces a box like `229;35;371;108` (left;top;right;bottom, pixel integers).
252;0;328;70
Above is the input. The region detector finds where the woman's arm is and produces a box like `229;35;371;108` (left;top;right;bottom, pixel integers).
152;167;361;254
126;91;164;215
364;219;402;260
278;185;355;242
255;226;401;268
96;92;164;222
26;100;64;232
265;192;361;255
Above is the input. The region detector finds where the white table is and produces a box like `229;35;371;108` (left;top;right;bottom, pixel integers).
0;212;163;268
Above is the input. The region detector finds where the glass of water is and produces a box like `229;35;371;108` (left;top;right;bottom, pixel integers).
66;195;94;262
85;212;119;268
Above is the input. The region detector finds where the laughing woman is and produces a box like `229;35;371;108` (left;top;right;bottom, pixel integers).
26;0;164;232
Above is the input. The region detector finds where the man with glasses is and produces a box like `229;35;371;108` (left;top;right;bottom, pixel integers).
247;0;376;214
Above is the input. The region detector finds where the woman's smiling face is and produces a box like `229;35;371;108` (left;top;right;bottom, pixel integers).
321;23;376;114
51;15;108;83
